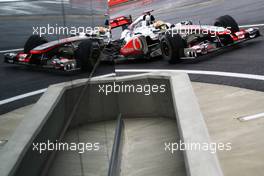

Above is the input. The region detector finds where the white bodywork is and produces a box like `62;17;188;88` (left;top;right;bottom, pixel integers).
120;15;165;42
119;15;230;43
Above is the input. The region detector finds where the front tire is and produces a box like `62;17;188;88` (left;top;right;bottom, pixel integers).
214;15;239;33
160;33;186;64
24;35;48;54
75;40;100;72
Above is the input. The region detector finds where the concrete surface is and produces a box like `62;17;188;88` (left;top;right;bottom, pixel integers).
0;105;33;142
0;74;168;175
192;82;264;176
171;74;223;176
121;117;186;176
1;79;264;175
48;120;116;176
49;117;187;176
0;83;65;176
0;73;217;176
48;117;187;176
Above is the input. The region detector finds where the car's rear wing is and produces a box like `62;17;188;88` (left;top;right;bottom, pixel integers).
110;16;132;30
108;0;129;6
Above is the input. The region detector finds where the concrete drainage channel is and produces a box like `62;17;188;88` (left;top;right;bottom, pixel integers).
108;114;124;176
0;73;223;176
48;115;186;176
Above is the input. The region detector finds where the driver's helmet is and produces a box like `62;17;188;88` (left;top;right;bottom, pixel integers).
153;20;167;29
98;27;108;34
92;27;109;37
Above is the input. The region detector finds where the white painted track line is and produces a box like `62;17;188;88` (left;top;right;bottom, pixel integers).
0;48;23;54
115;69;264;81
0;0;23;2
0;88;47;106
0;73;116;106
238;112;264;121
92;73;116;79
239;24;264;28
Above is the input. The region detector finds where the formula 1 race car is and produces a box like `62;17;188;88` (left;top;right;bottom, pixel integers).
4;27;111;72
4;12;261;72
109;12;261;63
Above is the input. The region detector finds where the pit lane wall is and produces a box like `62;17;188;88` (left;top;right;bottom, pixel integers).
0;73;223;176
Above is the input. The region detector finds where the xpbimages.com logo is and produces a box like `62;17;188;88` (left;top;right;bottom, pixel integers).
164;140;232;154
32;24;101;37
32;140;100;154
167;25;232;38
98;82;167;96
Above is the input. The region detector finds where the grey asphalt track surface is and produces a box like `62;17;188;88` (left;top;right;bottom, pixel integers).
0;0;264;113
111;0;264;90
0;0;108;49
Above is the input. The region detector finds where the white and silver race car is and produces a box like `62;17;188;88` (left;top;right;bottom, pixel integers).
110;11;261;63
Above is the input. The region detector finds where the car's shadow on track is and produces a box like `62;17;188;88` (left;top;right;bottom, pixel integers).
2;61;115;78
2;65;85;76
114;57;161;65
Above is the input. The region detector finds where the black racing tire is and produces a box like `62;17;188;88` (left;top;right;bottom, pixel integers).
24;35;48;54
160;33;186;64
214;15;239;33
75;40;99;72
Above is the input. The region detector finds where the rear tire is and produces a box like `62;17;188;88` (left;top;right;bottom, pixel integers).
75;40;100;72
24;35;48;54
214;15;239;33
160;33;186;64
